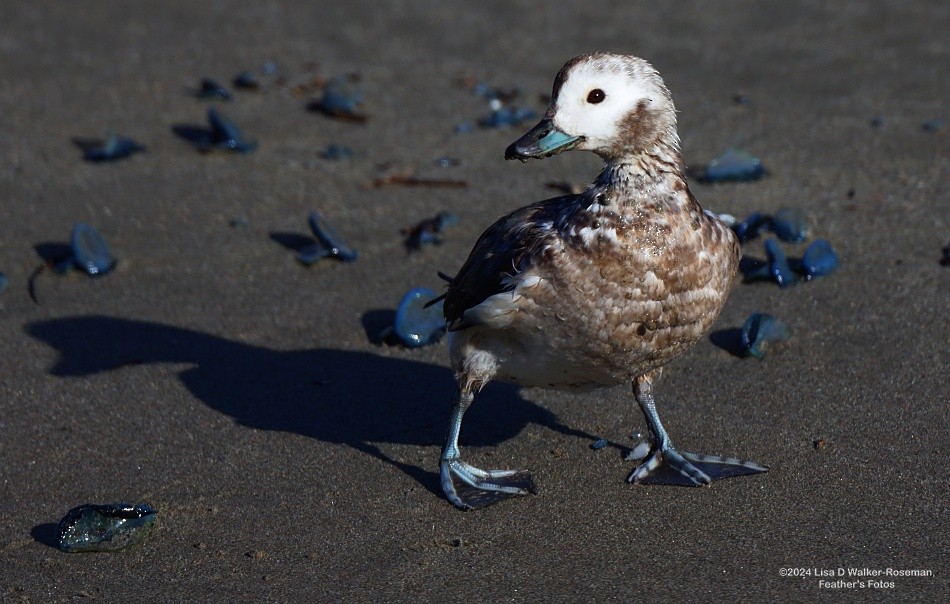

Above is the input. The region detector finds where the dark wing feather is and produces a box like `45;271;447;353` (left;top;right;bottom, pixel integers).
444;195;576;331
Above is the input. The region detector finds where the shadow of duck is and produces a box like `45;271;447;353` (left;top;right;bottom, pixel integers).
26;316;590;498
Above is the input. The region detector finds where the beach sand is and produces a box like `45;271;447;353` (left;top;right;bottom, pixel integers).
0;1;946;600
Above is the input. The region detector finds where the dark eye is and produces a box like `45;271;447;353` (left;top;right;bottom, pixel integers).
586;89;605;104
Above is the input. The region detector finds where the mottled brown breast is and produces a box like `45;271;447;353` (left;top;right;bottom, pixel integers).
514;186;740;379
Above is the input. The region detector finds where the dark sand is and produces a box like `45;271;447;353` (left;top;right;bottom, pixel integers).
0;1;946;601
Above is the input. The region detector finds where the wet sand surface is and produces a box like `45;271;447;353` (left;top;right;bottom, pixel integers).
0;1;946;601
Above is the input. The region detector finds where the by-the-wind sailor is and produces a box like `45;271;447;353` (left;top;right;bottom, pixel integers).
208;108;257;153
310;77;367;122
196;78;232;101
732;212;771;243
434;156;461;168
740;313;789;359
297;211;354;264
764;239;798;288
0;272;8;293
699;148;765;182
71;223;116;277
306;211;357;262
232;71;261;90
58;503;157;553
770;207;808;243
82;134;145;162
320;144;356;160
402;212;459;251
742;238;838;286
477;106;538;129
800;239;838;278
470;82;520;102
296;243;333;265
393;287;446;347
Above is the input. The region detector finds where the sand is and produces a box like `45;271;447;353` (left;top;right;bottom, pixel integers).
0;1;946;601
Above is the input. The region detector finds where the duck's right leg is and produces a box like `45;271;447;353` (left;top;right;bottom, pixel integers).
440;384;534;510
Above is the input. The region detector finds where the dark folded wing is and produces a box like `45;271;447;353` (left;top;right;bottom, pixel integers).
444;196;573;330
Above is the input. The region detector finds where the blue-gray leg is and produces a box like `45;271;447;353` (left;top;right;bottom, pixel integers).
440;388;534;510
627;375;768;486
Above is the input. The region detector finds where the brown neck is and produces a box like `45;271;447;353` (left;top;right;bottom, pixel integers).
589;137;697;215
596;132;683;177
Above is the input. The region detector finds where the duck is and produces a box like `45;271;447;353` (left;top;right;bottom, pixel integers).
439;52;767;509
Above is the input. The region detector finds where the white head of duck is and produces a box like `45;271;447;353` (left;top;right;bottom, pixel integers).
506;52;680;167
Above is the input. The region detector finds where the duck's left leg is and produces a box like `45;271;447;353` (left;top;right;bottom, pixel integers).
440;382;535;510
627;372;768;486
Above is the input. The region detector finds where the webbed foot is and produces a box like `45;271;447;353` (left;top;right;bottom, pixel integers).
441;459;535;510
627;445;768;486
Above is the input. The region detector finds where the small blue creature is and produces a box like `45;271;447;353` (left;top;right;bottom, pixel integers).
374;287;447;347
477;106;538;129
196;78;232;101
207;108;257;153
764;239;799;288
732;212;771;243
402;212;459;251
770;208;809;243
740;313;789;359
741;238;839;286
392;287;446;347
699;148;765;182
71;223;116;276
296;212;357;265
310;77;367;122
82;134;144;162
799;239;838;278
320;144;356;161
58;503;157;553
232;71;260;90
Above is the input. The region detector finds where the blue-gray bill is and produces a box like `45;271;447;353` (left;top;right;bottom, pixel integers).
504;118;583;160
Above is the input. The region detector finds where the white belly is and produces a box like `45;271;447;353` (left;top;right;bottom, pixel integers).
448;326;623;392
